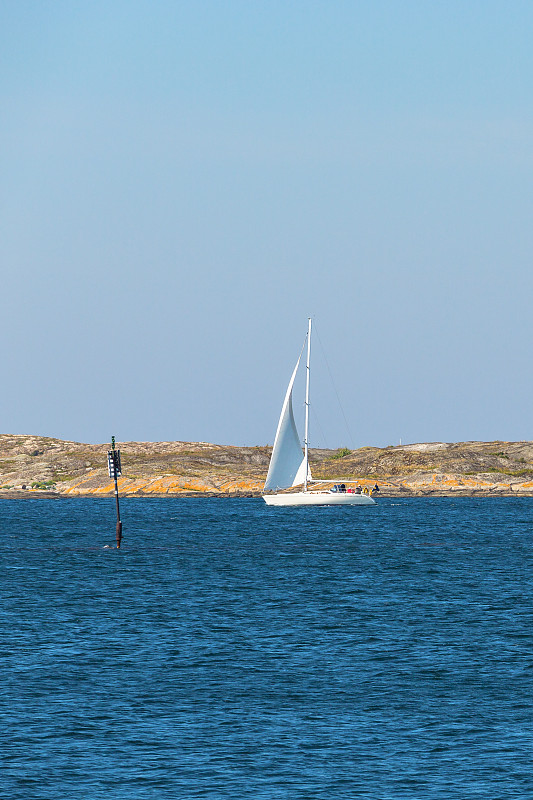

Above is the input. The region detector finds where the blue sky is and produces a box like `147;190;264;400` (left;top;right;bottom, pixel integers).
1;1;532;447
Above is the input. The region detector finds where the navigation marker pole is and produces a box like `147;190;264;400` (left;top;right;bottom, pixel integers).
107;436;122;548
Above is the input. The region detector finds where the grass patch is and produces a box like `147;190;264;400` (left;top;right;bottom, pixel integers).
465;468;533;478
52;473;78;483
503;469;533;477
465;469;502;475
31;480;56;490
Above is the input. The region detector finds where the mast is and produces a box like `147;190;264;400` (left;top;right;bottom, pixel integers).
303;317;311;492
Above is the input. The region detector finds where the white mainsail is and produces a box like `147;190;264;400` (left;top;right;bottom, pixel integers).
263;353;312;491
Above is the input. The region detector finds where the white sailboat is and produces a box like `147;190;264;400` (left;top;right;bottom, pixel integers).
263;319;376;507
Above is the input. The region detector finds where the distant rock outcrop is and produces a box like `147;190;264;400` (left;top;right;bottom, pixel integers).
1;435;533;497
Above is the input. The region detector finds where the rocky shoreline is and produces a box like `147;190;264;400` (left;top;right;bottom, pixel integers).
1;435;533;498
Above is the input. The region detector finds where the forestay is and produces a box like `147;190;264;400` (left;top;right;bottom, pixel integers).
263;354;312;491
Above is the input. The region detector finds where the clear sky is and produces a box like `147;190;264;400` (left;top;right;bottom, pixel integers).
1;1;533;447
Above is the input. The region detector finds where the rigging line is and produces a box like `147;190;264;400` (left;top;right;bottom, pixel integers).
293;330;309;434
314;323;357;451
282;332;307;404
310;405;329;451
271;333;307;435
295;332;308;368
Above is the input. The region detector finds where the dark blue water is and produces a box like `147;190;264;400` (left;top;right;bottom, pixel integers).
2;497;533;799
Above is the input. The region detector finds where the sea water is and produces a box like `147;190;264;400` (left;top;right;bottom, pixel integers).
2;497;533;799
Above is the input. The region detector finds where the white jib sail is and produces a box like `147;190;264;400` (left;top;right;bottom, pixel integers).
264;354;312;491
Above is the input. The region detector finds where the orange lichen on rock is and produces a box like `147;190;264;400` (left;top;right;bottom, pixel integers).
62;474;263;496
398;471;499;494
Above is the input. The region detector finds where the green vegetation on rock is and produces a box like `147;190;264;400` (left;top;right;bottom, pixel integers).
329;447;352;460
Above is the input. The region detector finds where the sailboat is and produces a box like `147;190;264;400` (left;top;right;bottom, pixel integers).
263;319;376;507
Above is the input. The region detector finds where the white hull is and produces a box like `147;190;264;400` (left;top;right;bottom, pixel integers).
263;491;376;507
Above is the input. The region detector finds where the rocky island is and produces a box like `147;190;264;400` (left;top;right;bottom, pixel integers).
1;435;533;498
